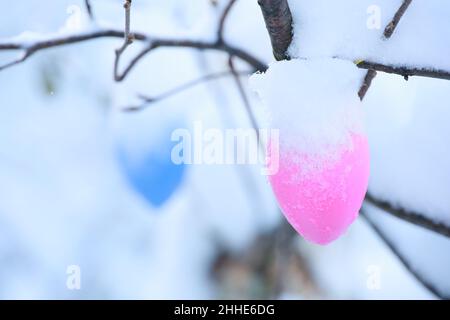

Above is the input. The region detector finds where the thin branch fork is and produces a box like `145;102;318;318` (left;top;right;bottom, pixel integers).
358;0;413;100
0;29;267;74
114;0;134;81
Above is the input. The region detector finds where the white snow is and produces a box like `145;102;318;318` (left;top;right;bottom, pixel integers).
250;58;365;156
288;0;450;71
0;0;449;300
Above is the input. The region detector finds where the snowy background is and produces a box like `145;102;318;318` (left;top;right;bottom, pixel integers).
0;0;449;299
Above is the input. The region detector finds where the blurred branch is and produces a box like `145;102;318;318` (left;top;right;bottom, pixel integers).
358;0;413;100
364;193;450;239
228;56;259;134
361;210;449;299
84;0;95;21
114;0;134;82
124;70;252;111
217;0;237;44
257;0;293;61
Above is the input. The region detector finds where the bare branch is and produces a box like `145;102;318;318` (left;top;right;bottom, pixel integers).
257;0;293;61
84;0;95;21
361;210;449;299
384;0;413;39
0;29;267;75
217;0;237;44
365;193;450;239
358;69;377;100
228;56;259;132
359;0;413;100
114;0;134;82
124;70;252;111
356;60;450;81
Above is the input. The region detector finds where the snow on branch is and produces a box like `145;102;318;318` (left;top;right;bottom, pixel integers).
356;60;450;81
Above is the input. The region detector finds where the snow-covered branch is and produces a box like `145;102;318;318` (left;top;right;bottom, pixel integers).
356;60;450;81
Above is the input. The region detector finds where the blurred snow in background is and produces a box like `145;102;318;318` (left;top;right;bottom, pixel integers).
0;0;449;299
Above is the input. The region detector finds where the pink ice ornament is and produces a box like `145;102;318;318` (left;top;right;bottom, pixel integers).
251;58;370;245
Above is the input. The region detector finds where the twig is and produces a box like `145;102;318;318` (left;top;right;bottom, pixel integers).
0;29;267;74
356;60;450;81
114;0;134;82
257;0;293;61
217;0;237;44
358;69;377;100
361;210;448;299
84;0;94;21
124;70;252;111
364;193;450;239
384;0;413;39
228;56;259;133
358;0;413;100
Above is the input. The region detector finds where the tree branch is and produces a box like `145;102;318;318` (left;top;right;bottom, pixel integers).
364;193;450;239
358;69;377;100
84;0;95;21
0;29;267;74
358;0;413;100
217;0;237;44
257;0;293;61
114;0;134;82
228;56;259;134
384;0;413;39
361;210;449;299
124;70;252;111
356;60;450;81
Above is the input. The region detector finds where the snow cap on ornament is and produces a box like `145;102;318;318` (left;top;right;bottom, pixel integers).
250;58;370;245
